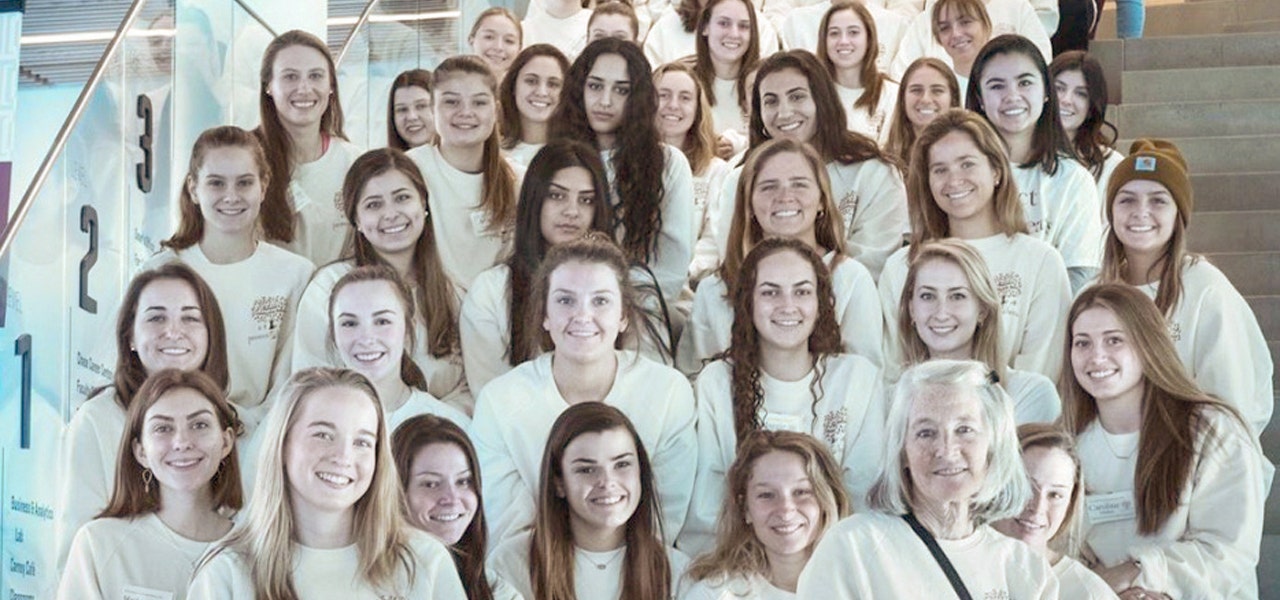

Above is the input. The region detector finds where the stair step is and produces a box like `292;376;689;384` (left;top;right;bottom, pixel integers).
1190;173;1280;212
1097;0;1280;37
1114;32;1280;71
1206;252;1280;297
1123;66;1280;103
1225;19;1280;34
1249;296;1280;344
1117;135;1280;173
1187;210;1280;254
1114;100;1280;139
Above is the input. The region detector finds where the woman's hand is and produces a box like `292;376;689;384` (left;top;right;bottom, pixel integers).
1097;560;1141;592
715;134;736;159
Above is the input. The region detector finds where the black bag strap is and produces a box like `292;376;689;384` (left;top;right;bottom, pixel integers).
901;513;974;600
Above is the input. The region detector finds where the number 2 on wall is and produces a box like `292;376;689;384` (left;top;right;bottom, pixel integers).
79;205;98;314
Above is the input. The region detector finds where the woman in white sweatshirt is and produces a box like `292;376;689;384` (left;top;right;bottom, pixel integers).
1061;284;1266;599
679;238;884;554
1091;139;1273;435
59;370;241;600
817;1;898;146
469;234;697;546
488;403;690;600
691;0;763;157
188;367;466;598
894;239;1061;423
681;430;851;599
328;266;470;430
498;45;570;169
992;423;1119;599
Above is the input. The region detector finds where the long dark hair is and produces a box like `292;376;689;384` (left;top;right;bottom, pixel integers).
550;37;668;264
530;403;671;600
341;148;459;357
391;415;493;600
254;30;347;244
966;34;1074;175
747;49;888;167
725;238;841;444
1049;51;1117;179
505;141;615;366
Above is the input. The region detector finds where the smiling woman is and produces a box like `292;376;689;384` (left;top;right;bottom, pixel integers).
797;359;1059;598
187;368;467;598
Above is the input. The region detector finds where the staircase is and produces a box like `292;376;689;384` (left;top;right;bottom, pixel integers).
1090;1;1280;595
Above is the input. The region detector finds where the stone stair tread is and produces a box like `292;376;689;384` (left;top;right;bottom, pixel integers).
1116;135;1280;173
1114;100;1280;139
1187;210;1280;254
1109;32;1280;71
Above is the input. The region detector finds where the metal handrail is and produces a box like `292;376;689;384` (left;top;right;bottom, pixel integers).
336;0;382;66
234;0;278;38
0;0;150;262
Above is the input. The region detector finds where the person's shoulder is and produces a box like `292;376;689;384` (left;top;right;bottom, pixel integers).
70;389;126;426
479;355;552;401
1180;257;1234;290
824;352;880;379
469;264;512;295
404;528;454;562
830;510;900;539
1007;233;1064;260
623;351;692;387
255;242;316;273
1055;556;1118;598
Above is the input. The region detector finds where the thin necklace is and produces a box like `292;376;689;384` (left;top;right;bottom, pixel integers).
1100;428;1139;460
575;547;624;571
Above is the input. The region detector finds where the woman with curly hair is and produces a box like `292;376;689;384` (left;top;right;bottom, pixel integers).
551;37;695;304
682;430;851;598
677;238;883;556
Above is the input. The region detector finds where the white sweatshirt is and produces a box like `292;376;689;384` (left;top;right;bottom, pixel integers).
777;0;908;72
55;389;127;573
678;251;884;375
143;242;314;422
690;157;732;280
710;78;749;158
678;354;886;555
490;531;692;600
522;8;592;60
836;80;898;148
680;573;796;600
287;138;363;266
888;0;1052;79
1012;158;1105;272
187;530;467;599
1053;556;1119;599
59;513;218;600
1005;368;1061;424
470;351;697;545
878;233;1070;380
389;388;472;431
407;144;514;291
1095;148;1124;220
1138;260;1274;435
602;145;695;304
290;260;470;410
712;158;907;281
1077;408;1267;599
797;511;1060;598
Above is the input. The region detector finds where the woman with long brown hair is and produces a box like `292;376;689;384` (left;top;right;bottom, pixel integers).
678;238;882;556
489;403;688;600
817;1;898;145
1062;284;1266;599
59;370;241;600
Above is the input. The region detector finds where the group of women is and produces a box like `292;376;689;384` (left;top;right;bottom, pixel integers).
50;0;1274;597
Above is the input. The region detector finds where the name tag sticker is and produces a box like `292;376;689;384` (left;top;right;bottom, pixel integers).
1086;490;1136;525
762;412;805;433
122;586;174;600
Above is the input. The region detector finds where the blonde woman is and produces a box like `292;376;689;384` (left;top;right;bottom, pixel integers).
187;368;465;598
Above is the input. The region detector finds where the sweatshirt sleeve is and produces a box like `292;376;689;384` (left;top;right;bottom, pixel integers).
649;371;699;541
888;13;931;78
1187;278;1275;435
1018;1;1056;60
840;159;907;282
1129;413;1267;598
676;278;727;376
470;388;537;546
678;362;735;556
1048;161;1104;271
796;522;872;598
1012;247;1069;380
186;551;256;599
654;148;696;304
876;250;909;379
459;269;513;397
832;257;885;367
56;526;105;600
842;374;887;510
290;275;336;372
55;404;113;573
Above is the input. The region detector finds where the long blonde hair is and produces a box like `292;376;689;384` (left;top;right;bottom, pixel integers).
194;368;416;599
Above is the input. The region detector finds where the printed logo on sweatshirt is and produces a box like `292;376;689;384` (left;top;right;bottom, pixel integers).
983;591;1010;600
837;191;860;228
250;294;288;338
823;408;848;461
1168;320;1182;342
994;271;1022;316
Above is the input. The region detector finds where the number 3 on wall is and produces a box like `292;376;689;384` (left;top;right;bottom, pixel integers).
79;205;98;314
136;94;152;193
